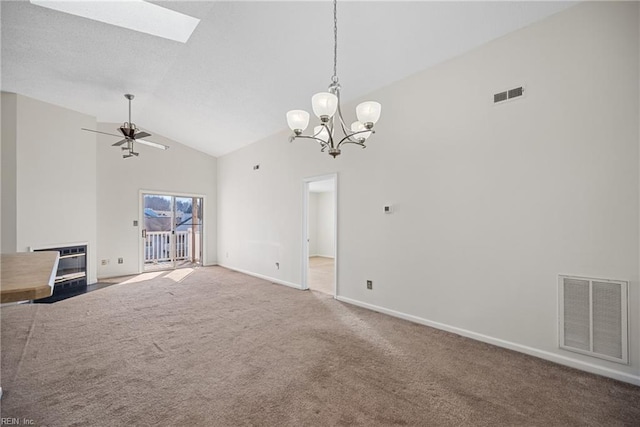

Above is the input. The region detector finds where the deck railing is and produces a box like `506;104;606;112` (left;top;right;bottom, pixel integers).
144;230;197;263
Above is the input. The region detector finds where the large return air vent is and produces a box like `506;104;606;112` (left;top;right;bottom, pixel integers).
558;275;628;364
494;86;524;104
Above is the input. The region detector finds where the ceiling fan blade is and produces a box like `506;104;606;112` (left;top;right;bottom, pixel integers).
134;131;151;139
137;139;169;150
112;139;128;147
81;128;122;138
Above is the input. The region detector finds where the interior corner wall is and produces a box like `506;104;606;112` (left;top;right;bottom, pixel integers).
4;94;98;283
1;92;18;253
217;1;640;384
96;125;217;278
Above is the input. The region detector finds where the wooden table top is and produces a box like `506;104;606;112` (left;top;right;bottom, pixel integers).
1;252;59;303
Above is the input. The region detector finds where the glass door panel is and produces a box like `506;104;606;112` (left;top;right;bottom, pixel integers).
174;197;203;268
143;194;175;271
142;194;203;272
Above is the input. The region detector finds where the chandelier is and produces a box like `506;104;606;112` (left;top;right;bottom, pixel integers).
286;0;381;158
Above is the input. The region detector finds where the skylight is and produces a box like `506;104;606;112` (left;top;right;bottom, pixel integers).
30;0;200;43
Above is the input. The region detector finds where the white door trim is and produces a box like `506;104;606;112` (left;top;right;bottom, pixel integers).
302;173;338;297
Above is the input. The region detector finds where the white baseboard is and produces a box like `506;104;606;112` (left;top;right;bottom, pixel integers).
218;264;303;290
336;295;640;386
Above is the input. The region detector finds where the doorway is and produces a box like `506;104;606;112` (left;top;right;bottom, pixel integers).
141;193;203;272
303;175;337;296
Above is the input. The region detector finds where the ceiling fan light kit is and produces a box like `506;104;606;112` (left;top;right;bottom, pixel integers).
82;94;169;158
286;0;381;158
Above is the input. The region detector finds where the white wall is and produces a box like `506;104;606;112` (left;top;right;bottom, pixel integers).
1;93;98;283
96;123;217;278
1;93;18;253
315;191;335;258
308;192;318;256
217;2;640;383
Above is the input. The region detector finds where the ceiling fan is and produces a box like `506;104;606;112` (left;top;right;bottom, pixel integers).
82;94;169;158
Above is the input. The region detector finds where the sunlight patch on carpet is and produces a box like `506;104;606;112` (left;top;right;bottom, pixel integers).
319;296;404;357
118;271;165;284
165;268;194;283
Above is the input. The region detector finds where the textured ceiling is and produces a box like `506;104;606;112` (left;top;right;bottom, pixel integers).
1;1;576;157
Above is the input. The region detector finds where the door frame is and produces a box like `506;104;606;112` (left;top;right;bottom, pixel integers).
138;190;207;273
302;173;338;296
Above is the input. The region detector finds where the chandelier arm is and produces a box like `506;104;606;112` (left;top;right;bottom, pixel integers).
321;121;337;149
337;111;367;148
291;135;330;149
331;89;353;142
337;129;375;148
335;104;350;137
339;140;366;149
334;87;358;148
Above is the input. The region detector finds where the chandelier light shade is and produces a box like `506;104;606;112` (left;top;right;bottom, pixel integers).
286;0;381;158
311;92;339;120
350;121;371;141
286;110;310;134
356;101;382;127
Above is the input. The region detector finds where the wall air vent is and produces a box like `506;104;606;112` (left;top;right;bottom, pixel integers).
493;86;525;104
508;87;523;99
558;275;628;364
494;91;508;103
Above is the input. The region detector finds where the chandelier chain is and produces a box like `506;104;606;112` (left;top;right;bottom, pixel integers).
332;0;338;81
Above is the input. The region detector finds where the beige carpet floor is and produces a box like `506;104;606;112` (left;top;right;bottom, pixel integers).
1;266;639;426
308;256;335;295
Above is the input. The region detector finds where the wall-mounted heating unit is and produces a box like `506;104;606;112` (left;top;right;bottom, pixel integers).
558;275;628;364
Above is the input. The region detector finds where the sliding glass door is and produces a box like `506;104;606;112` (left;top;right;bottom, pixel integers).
142;193;203;272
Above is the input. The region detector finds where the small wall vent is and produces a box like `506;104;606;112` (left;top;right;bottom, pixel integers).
494;86;524;104
558;275;628;364
494;91;508;103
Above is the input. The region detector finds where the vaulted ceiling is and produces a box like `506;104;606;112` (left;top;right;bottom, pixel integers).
1;1;576;157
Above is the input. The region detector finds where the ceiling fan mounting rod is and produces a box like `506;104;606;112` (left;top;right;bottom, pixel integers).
125;93;134;126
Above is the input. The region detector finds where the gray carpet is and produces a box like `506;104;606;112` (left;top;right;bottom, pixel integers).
1;266;638;426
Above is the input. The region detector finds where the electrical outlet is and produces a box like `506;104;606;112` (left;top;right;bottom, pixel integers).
118;258;123;264
133;220;138;226
101;259;109;266
367;280;373;290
